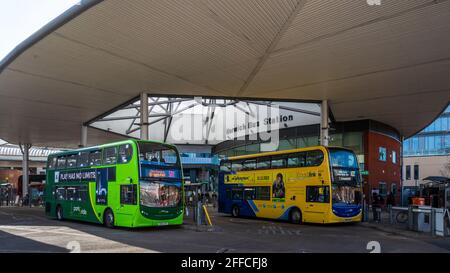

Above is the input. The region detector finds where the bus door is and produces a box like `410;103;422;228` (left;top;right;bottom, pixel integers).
304;185;330;223
68;186;89;219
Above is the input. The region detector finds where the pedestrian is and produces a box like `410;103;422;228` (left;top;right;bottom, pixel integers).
372;192;381;222
5;190;9;206
23;193;29;207
212;192;217;209
386;191;395;211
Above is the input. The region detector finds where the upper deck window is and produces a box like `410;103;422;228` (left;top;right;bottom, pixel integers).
329;149;358;169
66;154;77;168
48;156;57;170
77;152;89;168
138;142;179;167
56;156;67;169
89;150;102;166
103;146;117;165
118;144;133;164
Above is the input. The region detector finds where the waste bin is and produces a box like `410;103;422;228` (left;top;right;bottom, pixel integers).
433;208;445;236
411;205;432;232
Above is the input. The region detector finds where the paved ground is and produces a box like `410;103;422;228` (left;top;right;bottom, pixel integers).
0;207;449;253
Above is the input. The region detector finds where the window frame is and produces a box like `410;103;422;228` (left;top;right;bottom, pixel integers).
56;156;67;169
306;186;330;203
66;154;78;169
47;156;57;170
88;150;103;167
220;160;232;172
405;165;411;180
241;159;256;171
118;144;133;164
271;155;287;169
103;146;118;165
413;165;419;180
256;157;271;170
120;184;137;205
378;147;387;162
77;151;89;168
305;150;324;167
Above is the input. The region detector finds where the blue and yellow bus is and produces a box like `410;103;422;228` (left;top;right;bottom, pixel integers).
218;146;362;224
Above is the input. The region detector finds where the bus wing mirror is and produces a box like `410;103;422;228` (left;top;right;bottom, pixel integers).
125;177;133;183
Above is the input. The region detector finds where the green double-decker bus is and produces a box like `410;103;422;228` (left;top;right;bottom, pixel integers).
44;140;184;228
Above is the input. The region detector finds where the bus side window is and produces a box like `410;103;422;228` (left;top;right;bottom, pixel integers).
67;187;77;201
232;188;243;200
242;159;256;171
67;154;77;168
56;187;66;201
48;156;57;170
103;146;117;165
57;156;67;169
271;156;286;169
298;152;307;167
255;186;270;200
256;157;271;170
118;144;132;164
287;154;299;167
226;189;232;200
79;186;88;202
89;150;102;166
306;150;324;167
244;187;256;200
120;185;137;205
231;161;243;173
306;186;330;203
220;161;231;172
77;152;89;168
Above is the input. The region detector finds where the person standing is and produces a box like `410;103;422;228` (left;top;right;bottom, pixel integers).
386;191;395;211
5;189;9;206
372;192;381;222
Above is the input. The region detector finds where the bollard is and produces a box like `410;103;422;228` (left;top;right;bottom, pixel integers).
408;206;413;230
196;201;203;226
389;207;393;224
431;208;435;236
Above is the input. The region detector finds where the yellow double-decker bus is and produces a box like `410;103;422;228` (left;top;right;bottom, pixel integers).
218;146;362;224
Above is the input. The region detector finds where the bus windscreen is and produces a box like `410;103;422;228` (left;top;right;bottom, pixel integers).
328;148;361;206
138;142;181;178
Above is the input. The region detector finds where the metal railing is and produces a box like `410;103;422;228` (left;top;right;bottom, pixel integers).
386;206;450;237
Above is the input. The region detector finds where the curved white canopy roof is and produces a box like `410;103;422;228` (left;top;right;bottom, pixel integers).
1;0;449;148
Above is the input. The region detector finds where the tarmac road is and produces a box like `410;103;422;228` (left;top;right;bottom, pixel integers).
0;207;449;253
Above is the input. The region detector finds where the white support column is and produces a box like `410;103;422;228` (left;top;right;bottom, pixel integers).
80;125;88;147
320;100;329;146
21;143;31;201
140;92;149;140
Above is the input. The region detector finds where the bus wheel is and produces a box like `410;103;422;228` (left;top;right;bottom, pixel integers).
104;209;115;228
56;206;63;221
231;205;240;217
289;208;302;224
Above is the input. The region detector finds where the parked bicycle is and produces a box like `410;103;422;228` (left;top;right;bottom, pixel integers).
396;210;409;224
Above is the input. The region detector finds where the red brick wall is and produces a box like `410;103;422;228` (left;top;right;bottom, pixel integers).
364;131;401;205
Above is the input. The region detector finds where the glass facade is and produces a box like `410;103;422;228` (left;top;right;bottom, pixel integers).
218;132;365;165
403;105;450;156
219;135;320;158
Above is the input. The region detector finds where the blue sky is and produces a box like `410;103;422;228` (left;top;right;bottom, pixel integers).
0;0;79;60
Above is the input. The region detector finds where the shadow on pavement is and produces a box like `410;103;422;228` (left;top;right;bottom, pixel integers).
0;230;68;253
